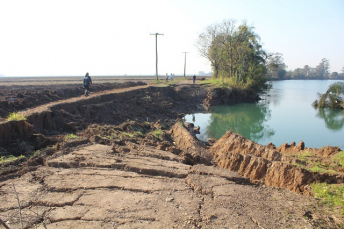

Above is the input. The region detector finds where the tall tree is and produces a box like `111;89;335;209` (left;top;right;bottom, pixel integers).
291;68;303;79
196;19;269;93
315;58;330;79
266;53;287;79
196;23;222;78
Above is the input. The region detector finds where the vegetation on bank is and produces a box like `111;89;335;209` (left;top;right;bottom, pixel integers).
289;150;344;174
196;19;270;94
195;18;343;94
312;183;344;215
267;56;344;80
64;133;80;141
7;112;26;121
313;82;344;108
287;150;344;215
0;154;25;163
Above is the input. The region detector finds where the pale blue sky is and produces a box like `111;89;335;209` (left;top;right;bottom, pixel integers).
0;0;343;76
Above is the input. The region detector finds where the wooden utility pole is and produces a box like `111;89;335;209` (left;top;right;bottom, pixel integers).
182;52;189;78
150;33;164;81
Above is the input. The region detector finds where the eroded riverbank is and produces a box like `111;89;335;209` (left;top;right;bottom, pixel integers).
0;80;343;228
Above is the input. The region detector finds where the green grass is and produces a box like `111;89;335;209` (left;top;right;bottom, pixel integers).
334;151;344;168
291;161;305;168
308;162;337;174
64;133;80;141
153;129;163;138
120;131;143;139
202;77;247;89
0;155;25;164
312;183;344;215
7;112;26;121
299;151;313;160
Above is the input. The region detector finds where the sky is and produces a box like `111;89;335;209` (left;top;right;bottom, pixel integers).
0;0;343;77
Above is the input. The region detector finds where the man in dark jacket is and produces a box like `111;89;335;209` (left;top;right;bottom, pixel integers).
83;72;92;96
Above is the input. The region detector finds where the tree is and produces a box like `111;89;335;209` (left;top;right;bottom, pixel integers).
266;53;287;79
330;72;339;79
291;68;303;79
314;82;344;108
196;23;223;78
315;58;330;79
301;65;312;78
196;19;269;93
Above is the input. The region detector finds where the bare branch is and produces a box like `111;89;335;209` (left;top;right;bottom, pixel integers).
0;217;11;229
12;183;23;229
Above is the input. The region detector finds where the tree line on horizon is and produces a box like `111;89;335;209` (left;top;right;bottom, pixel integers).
196;19;344;93
266;54;344;80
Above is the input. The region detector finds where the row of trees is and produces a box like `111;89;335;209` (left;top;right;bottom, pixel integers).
266;56;344;80
197;20;344;88
196;19;269;93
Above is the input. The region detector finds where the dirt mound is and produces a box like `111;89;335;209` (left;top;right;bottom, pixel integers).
211;131;344;194
203;87;260;106
0;81;146;120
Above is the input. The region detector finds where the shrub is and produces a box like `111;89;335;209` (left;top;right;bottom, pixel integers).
153;129;163;138
64;133;79;141
7;112;26;121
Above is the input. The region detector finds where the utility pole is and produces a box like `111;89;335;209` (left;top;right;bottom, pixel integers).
182;52;189;78
150;33;164;81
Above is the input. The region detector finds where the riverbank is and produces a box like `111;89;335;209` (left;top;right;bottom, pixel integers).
0;78;343;228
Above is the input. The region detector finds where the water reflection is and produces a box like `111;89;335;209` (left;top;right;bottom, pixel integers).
206;103;275;142
315;108;344;131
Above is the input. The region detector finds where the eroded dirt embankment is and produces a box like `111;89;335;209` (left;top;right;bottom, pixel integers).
211;131;344;195
0;82;343;228
0;122;331;229
0;81;147;120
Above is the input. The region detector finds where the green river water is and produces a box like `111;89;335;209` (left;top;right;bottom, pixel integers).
185;80;344;149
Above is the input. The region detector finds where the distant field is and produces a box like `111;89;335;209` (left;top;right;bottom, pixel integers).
0;75;155;86
0;75;201;86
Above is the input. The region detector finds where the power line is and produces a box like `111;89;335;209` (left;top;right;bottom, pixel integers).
150;33;164;81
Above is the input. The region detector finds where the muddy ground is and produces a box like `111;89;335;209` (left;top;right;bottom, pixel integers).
0;77;343;228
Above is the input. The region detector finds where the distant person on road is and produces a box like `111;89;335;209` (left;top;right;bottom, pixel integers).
166;73;169;82
193;75;196;84
83;72;92;96
170;73;173;81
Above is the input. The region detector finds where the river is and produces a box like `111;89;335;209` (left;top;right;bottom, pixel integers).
185;80;344;149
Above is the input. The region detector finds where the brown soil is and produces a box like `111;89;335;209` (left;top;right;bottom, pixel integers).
0;77;343;228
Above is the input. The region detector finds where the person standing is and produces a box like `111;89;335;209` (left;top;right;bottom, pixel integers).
83;72;92;96
193;75;196;84
170;73;173;81
166;73;169;82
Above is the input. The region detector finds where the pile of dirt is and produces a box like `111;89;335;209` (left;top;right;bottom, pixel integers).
0;81;146;120
211;131;344;194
